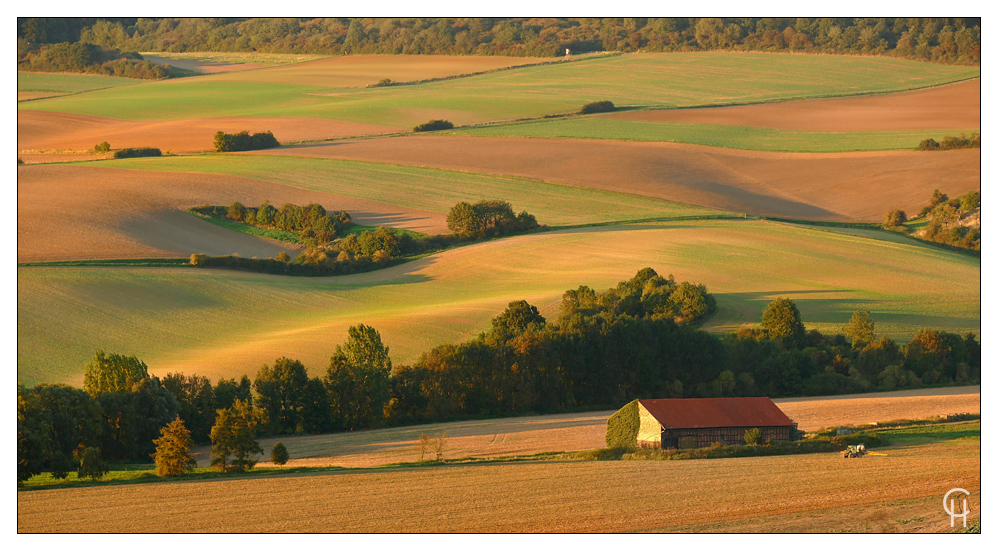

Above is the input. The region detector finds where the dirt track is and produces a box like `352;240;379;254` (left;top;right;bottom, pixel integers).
260;136;981;222
607;78;981;131
17;164;447;262
17;111;402;154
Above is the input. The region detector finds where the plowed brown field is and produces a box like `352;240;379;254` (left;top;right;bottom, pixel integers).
194;386;979;469
606;78;981;131
17;437;980;533
17;165;447;262
17;111;402;154
259;136;981;222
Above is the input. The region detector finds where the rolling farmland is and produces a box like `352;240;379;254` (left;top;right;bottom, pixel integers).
17;219;979;386
17;43;981;535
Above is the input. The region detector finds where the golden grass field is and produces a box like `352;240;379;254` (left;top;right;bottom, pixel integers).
17;433;980;533
184;386;979;469
267;136;980;222
606;78;980;131
17;220;979;386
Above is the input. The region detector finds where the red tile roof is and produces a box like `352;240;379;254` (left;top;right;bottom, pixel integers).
639;397;794;429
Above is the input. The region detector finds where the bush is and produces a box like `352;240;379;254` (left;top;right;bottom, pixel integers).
605;399;640;449
744;428;761;445
112;147;161;159
412;119;454;132
270;442;289;465
94;141;110;153
917;138;940;151
579;100;616;114
882;208;907;228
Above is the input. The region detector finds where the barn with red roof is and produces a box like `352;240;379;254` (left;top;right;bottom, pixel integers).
636;397;798;449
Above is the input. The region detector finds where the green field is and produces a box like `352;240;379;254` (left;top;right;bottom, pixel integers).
18;53;980;128
85;155;723;225
17;219;979;387
18;72;142;94
452;117;979;152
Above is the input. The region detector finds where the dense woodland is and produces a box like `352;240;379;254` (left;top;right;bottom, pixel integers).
18;18;981;65
17;268;979;481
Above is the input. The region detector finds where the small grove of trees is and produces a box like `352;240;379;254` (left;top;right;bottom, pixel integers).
412;120;454;132
579;100;616;114
446;199;540;240
191;202;352;245
918;133;980;151
213;131;281;152
93;141;111;153
882;189;980;250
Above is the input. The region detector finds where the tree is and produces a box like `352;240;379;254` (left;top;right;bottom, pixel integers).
152;416;197;476
97;377;179;462
325;325;393;431
83;349;150;396
883;208;907;228
490;300;546;342
17;386;51;484
253;357;309;434
77;447;109;481
270;442;289;465
844;311;875;349
446;201;478;237
760;298;806;347
744;428;761;445
210;399;264;472
93;141;110;153
161;373;215;443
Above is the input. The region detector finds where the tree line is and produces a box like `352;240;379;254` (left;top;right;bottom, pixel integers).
17;40;171;79
18;268;978;482
18;18;981;66
213;130;281;152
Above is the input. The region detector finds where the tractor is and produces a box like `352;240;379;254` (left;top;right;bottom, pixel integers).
842;444;867;458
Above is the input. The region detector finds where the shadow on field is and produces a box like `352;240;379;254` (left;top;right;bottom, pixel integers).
349;210;439;231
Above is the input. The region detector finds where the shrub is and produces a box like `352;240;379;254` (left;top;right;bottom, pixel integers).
605;399;640;449
77;447;109;481
270;442;289;465
17;157;24;165
412;119;454;132
882;208;907;228
744;428;761;445
112;147;161;159
918;138;940;151
93;141;110;153
579;100;616;114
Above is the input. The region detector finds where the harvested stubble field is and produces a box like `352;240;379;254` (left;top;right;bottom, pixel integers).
17;433;980;533
17;53;978;128
17;111;401;154
605;78;981;132
17;220;979;386
16;164;446;263
198;386;978;470
262;135;981;223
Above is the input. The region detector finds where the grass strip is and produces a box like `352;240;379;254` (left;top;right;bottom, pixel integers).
17;258;189;268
